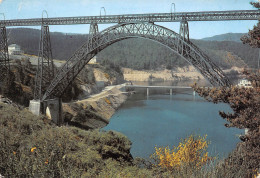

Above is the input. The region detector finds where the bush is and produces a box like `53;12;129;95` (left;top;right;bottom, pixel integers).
0;103;133;177
152;135;210;171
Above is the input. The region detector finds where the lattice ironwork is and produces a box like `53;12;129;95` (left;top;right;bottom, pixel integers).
88;23;99;47
34;25;54;100
0;26;10;82
1;10;260;26
179;21;189;41
42;22;231;101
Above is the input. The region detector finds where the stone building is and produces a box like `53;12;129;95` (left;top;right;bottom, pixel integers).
8;44;23;55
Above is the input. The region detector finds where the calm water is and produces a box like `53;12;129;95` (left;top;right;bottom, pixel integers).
103;88;243;159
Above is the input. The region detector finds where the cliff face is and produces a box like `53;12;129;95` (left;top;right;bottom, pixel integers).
62;64;127;129
76;64;125;99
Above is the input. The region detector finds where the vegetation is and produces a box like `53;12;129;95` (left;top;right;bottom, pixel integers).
0;103;133;177
0;102;251;177
7;28;258;70
152;135;210;170
193;74;260;177
0;58;83;105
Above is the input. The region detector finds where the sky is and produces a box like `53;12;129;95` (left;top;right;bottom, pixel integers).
0;0;259;39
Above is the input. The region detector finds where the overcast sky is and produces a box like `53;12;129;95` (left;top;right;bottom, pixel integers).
0;0;258;39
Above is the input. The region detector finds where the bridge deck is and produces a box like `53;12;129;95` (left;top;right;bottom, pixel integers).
1;10;259;27
125;85;192;89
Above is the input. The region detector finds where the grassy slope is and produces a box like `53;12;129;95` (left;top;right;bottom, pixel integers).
0;103;251;177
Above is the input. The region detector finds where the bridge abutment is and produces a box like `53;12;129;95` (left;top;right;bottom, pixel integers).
29;98;63;126
29;100;42;116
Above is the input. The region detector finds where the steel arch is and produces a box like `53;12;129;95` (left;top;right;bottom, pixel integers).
42;22;231;101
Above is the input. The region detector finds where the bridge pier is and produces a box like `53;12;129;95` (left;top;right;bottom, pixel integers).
29;98;63;126
0;26;10;82
147;88;149;96
170;89;173;95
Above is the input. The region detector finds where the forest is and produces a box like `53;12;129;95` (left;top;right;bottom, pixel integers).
7;28;258;70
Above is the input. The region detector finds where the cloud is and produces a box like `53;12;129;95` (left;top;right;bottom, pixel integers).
0;0;3;4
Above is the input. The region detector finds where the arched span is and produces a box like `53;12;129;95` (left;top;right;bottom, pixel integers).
42;22;231;101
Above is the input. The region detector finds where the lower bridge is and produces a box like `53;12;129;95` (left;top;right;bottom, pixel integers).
125;85;194;96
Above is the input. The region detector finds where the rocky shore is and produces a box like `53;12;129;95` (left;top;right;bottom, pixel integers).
62;83;130;129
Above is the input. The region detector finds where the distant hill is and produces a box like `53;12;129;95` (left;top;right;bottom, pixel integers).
6;28;259;70
202;33;245;42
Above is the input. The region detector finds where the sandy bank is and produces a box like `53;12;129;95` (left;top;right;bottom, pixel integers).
63;84;130;124
122;66;203;81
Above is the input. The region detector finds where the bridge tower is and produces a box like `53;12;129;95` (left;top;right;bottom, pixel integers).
29;15;63;125
178;21;190;56
0;25;10;82
34;25;55;100
89;23;99;39
179;21;189;41
88;22;99;61
88;23;99;48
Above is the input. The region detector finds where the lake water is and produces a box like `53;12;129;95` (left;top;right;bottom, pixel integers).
103;87;243;159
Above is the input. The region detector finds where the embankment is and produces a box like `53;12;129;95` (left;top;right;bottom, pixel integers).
63;84;129;129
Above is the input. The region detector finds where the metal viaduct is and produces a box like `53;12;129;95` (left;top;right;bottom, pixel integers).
0;10;259;124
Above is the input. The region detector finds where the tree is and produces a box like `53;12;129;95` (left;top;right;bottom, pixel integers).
192;73;260;177
241;2;260;48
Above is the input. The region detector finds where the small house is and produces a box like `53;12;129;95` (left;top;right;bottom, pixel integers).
8;44;23;55
237;78;252;88
89;56;97;64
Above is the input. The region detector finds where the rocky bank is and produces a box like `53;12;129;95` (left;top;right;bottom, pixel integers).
63;84;129;129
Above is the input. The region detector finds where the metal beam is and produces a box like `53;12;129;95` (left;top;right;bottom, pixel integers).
0;26;10;82
1;10;260;27
34;25;55;100
42;23;231;101
179;21;189;41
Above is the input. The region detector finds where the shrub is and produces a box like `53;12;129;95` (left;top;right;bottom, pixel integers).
152;135;210;170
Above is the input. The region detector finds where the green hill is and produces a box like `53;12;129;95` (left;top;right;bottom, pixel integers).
7;28;258;70
202;33;245;42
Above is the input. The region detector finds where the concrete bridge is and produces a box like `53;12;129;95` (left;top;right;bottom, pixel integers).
125;85;193;96
0;9;258;125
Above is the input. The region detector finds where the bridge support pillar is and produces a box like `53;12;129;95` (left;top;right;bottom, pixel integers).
179;21;189;41
29;100;42;116
147;88;149;96
34;24;55;100
88;23;99;61
170;89;172;95
29;98;63;126
43;98;63;126
0;26;10;82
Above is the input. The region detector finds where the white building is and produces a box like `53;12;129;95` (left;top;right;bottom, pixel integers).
8;44;23;55
237;78;252;88
89;56;98;64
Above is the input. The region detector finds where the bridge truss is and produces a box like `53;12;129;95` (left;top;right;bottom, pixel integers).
42;22;231;101
1;10;260;26
1;9;256;101
0;26;10;82
34;24;55;100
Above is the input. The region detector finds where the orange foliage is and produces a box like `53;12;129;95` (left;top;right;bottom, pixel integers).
152;135;210;169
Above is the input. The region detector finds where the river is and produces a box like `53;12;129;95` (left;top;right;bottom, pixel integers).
103;81;243;159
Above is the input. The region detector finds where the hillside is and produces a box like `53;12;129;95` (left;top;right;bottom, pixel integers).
202;33;245;42
7;28;258;69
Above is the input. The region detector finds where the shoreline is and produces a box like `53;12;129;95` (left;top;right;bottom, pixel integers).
62;83;131;128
